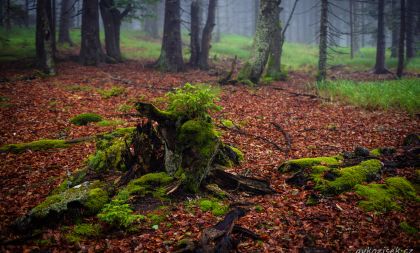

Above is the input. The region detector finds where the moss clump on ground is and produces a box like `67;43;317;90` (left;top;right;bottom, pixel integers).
70;113;103;126
30;181;109;219
355;177;419;212
0;139;69;153
97;199;144;229
87;127;135;172
65;223;102;243
53;169;87;194
96;120;124;127
229;146;244;161
198;199;228;216
399;222;418;235
221;119;235;128
279;156;342;172
97;86;126;98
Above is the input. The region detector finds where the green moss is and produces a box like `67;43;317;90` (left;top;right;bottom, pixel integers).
221;119;235;128
30;181;108;219
96;120;124;127
198;199;228;216
178;120;219;159
400;222;418;235
316;159;382;194
385;177;418;200
237;62;253;83
279;156;342;172
70;113;103;126
355;177;418;213
370;148;381;156
0;139;69;153
255;205;264;212
355;184;399;212
88;128;135;172
65;223;101;243
229;146;244;161
97;86;126;98
147;213;165;225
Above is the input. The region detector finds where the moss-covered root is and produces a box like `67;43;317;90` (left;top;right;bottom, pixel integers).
355;177;419;212
278;156;342;173
0;139;70;153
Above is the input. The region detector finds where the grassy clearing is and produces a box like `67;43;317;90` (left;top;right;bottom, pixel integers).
1;28;420;72
316;79;420;114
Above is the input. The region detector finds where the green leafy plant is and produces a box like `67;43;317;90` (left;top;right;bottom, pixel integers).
166;83;222;119
97;200;144;229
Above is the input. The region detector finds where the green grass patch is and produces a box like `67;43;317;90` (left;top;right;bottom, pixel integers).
97;86;126;98
70;113;103;126
96;120;124;127
0;139;69;153
316;79;420;114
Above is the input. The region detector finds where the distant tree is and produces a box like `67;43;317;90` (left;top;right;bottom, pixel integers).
238;0;281;84
5;0;10;30
317;0;328;81
374;0;387;74
406;0;415;59
397;0;406;78
24;0;29;27
199;0;217;70
143;1;160;39
36;0;55;75
99;0;133;62
390;0;399;58
58;0;74;45
155;0;184;72
189;0;202;67
79;0;104;66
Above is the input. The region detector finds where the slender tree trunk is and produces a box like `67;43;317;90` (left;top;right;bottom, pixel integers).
189;0;201;67
374;0;387;74
252;0;259;35
144;2;160;39
397;0;406;78
0;0;3;27
317;0;328;82
5;0;10;30
391;0;399;58
238;0;281;84
406;0;414;58
36;0;55;75
349;0;354;59
199;0;217;70
214;2;220;43
100;0;129;62
24;0;29;27
79;0;104;66
267;6;282;78
155;0;184;72
58;0;73;45
51;0;56;53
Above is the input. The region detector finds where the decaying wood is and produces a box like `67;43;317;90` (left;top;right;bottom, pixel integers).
208;168;276;195
176;206;256;253
218;56;238;85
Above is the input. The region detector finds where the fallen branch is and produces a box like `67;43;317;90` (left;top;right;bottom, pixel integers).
271;122;292;155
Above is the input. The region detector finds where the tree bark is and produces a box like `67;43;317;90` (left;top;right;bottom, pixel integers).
79;0;104;66
374;0;387;74
189;0;201;67
58;0;73;45
267;6;282;78
397;0;406;78
36;0;55;75
100;0;131;62
238;0;281;84
406;0;415;58
317;0;328;81
155;0;184;72
0;0;3;27
199;0;218;70
5;0;10;30
24;0;29;27
391;0;399;58
349;0;354;59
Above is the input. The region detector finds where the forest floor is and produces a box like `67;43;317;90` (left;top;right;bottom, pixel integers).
0;58;419;252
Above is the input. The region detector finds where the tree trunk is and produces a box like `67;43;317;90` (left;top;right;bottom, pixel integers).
391;0;399;58
317;0;328;82
397;0;406;78
155;0;184;72
349;0;354;59
374;0;387;74
58;0;73;45
252;0;259;35
5;0;10;30
100;0;130;62
189;0;201;67
52;0;56;53
24;0;29;27
0;0;3;27
36;0;55;75
144;2;160;39
214;2;220;43
79;0;104;66
406;0;415;59
267;6;282;78
199;0;217;70
238;0;281;84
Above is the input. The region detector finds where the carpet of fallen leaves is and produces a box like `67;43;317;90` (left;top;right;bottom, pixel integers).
0;59;419;252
